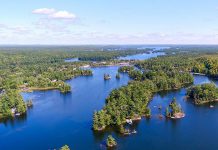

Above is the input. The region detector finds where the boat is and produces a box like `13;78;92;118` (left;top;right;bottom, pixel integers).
15;113;21;116
210;105;214;108
132;130;137;134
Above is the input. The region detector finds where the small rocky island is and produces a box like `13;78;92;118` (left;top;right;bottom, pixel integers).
104;74;111;80
106;135;117;148
166;98;185;119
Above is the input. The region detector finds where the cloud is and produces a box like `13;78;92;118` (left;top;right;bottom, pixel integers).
50;11;76;19
32;8;55;15
0;23;31;34
32;8;76;20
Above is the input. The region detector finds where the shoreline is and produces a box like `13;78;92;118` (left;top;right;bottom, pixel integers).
170;112;185;119
20;87;59;92
195;99;218;105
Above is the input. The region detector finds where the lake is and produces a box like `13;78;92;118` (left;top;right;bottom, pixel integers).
118;51;165;61
64;58;79;62
0;53;218;150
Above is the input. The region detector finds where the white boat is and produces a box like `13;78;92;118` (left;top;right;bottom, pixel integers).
132;130;137;134
15;113;21;116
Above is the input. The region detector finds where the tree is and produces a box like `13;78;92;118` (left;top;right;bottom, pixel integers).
93;111;99;130
106;135;117;147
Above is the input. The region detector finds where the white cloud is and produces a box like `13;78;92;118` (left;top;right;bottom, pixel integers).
33;8;76;20
50;11;76;19
32;8;55;15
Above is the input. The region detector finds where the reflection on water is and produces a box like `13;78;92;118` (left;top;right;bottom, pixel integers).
0;113;27;127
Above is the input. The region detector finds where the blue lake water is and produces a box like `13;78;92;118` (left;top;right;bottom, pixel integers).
0;53;218;150
118;51;165;60
137;46;170;50
64;58;79;62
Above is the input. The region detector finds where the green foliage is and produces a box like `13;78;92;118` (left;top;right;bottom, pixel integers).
192;56;218;78
187;83;218;104
170;98;182;115
0;89;26;119
106;135;117;147
60;145;70;150
59;84;71;93
165;98;183;117
118;66;134;73
0;49;98;119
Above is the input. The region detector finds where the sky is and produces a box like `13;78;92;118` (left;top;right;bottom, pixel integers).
0;0;218;45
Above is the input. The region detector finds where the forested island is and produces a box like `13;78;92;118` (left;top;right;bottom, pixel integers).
166;98;185;119
187;83;218;104
106;135;117;147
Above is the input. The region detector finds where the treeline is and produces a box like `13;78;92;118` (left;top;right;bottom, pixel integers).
192;56;218;78
0;89;26;119
187;83;218;104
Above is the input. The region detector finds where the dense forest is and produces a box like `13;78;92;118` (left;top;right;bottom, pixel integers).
187;83;218;104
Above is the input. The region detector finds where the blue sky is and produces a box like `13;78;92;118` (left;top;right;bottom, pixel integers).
0;0;218;44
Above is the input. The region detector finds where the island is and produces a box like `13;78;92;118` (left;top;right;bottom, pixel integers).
106;135;117;148
166;98;185;119
60;145;70;150
104;74;111;80
187;83;218;105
